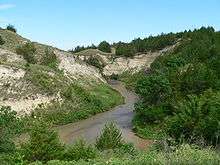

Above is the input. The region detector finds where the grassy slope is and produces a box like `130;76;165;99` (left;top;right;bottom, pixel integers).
0;29;124;126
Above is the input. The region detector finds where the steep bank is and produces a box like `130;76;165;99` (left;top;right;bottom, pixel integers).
0;29;121;120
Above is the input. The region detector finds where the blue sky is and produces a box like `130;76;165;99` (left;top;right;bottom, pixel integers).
0;0;220;50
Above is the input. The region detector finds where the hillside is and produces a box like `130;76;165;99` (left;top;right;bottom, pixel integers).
0;27;220;165
73;44;178;76
0;29;122;118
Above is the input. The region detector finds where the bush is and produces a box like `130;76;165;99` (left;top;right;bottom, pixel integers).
135;103;166;124
136;75;172;105
16;42;37;64
115;43;135;58
0;152;24;165
166;91;220;144
0;36;5;45
98;41;111;53
6;25;17;33
0;128;15;154
96;123;123;150
41;48;58;69
22;119;64;162
0;106;18;153
85;56;103;71
64;139;97;161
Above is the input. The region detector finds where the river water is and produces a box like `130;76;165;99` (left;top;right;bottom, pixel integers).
55;80;152;149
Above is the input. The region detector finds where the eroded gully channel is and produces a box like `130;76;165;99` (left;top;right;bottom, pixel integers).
55;80;152;149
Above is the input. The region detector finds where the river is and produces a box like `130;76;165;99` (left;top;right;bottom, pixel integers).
55;80;152;149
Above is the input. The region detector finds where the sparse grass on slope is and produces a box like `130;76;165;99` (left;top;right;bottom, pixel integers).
24;64;123;125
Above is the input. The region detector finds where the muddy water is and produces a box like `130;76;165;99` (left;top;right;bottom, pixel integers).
56;80;152;149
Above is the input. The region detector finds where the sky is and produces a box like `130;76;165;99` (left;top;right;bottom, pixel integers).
0;0;220;50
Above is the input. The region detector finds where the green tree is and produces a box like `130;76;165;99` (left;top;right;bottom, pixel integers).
64;139;97;161
6;25;17;33
166;91;220;144
86;56;103;71
22;119;64;162
136;75;172;105
115;44;135;58
98;41;111;53
96;122;123;150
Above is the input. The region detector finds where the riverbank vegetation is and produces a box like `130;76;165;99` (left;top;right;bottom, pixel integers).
1;107;219;164
121;27;220;146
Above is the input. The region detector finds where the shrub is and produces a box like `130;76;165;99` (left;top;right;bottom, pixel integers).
115;43;135;57
135;74;172;105
98;41;111;53
64;139;97;161
0;128;15;154
179;63;218;95
0;36;5;45
96;122;123;150
16;42;37;64
22;119;64;162
166;91;220;144
0;152;24;165
41;48;58;69
6;25;17;33
0;106;18;153
85;56;103;71
135;103;166;123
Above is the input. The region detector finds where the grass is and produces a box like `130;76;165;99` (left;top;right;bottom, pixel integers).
119;70;145;90
25;144;220;165
133;123;167;140
23;64;124;125
32;83;123;125
0;28;124;128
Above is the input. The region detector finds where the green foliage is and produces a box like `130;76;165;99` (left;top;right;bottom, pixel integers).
136;75;172;104
41;48;58;69
98;41;111;53
179;63;218;95
0;128;15;154
85;56;104;71
119;70;145;90
132;27;220;144
166;91;220;144
0;106;18;153
96;123;123;150
70;44;97;53
0;35;5;45
30;144;220;165
22;119;64;163
6;25;17;33
29;75;123;125
115;33;177;57
115;42;135;58
16;42;37;64
64;139;97;161
135;103;166;124
0;152;24;165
